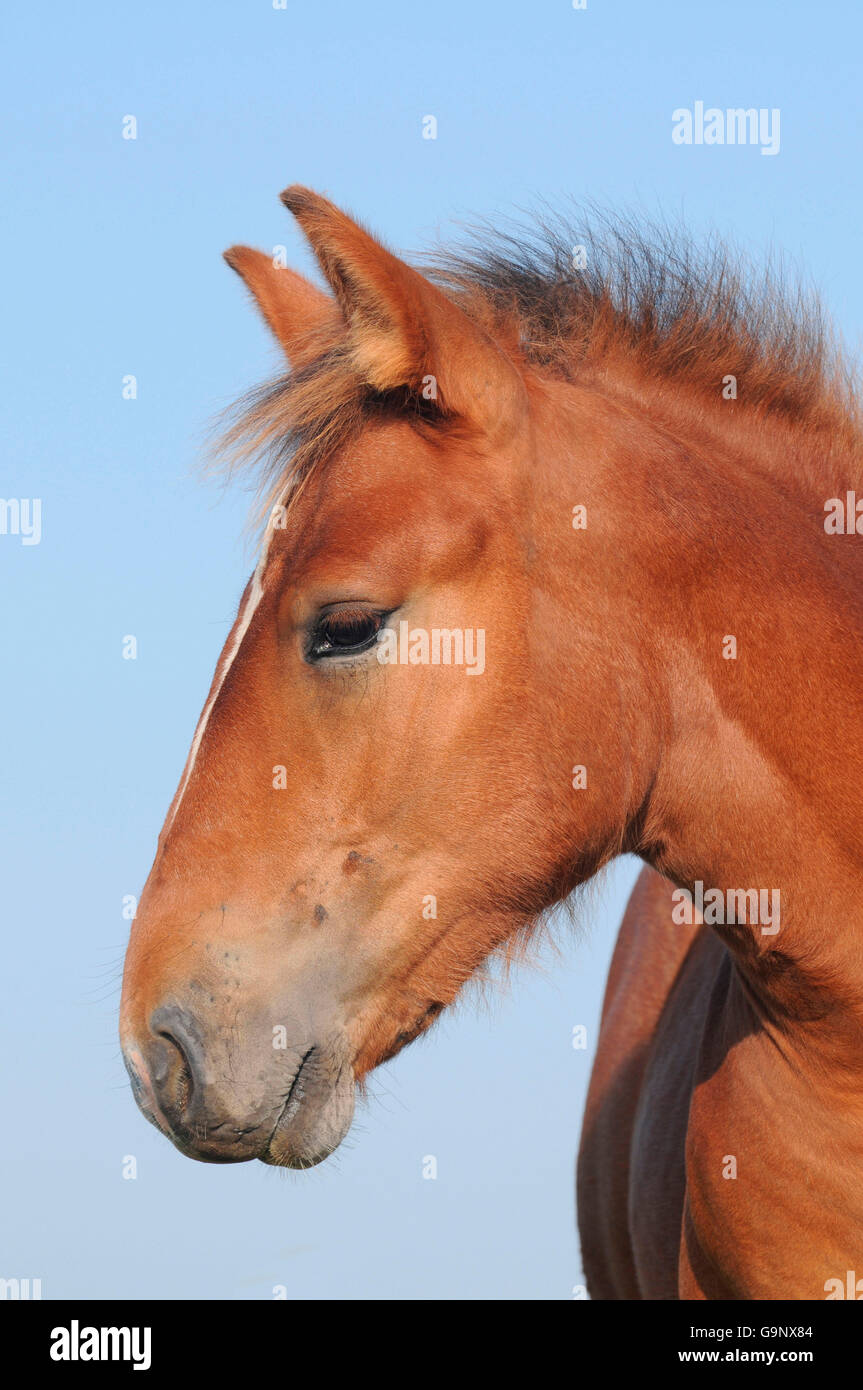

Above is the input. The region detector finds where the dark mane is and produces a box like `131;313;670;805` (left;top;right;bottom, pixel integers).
432;208;857;423
216;208;861;524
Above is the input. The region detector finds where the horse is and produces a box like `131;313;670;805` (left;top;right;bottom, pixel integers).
119;185;863;1300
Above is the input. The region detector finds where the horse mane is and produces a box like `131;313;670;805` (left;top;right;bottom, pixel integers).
216;207;862;526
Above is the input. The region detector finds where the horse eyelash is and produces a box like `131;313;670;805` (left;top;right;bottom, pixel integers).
306;607;389;661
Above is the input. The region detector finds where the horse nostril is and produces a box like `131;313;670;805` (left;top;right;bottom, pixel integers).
149;1032;193;1125
147;1006;204;1131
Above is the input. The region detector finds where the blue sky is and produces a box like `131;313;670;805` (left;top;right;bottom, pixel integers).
2;0;861;1298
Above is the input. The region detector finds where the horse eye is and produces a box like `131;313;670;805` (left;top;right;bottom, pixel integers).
310;608;383;659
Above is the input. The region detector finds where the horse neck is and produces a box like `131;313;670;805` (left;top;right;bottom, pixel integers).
541;373;863;1036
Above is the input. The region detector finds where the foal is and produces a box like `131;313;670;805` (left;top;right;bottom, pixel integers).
120;187;863;1299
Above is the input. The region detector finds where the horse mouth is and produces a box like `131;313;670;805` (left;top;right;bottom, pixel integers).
261;1045;317;1161
260;1043;356;1170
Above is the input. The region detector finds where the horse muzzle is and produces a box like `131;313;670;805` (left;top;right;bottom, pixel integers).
121;1003;355;1168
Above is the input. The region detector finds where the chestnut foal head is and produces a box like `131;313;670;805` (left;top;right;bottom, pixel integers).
120;187;635;1167
120;187;850;1170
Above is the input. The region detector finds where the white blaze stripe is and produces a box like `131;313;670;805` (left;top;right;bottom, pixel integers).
165;525;276;833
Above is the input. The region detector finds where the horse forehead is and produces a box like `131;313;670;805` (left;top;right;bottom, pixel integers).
293;421;487;524
261;489;473;591
247;417;498;598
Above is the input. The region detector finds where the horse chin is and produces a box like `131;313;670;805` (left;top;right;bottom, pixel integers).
260;1057;356;1170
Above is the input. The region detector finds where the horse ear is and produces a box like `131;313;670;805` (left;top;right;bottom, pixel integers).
279;185;527;433
223;245;340;367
